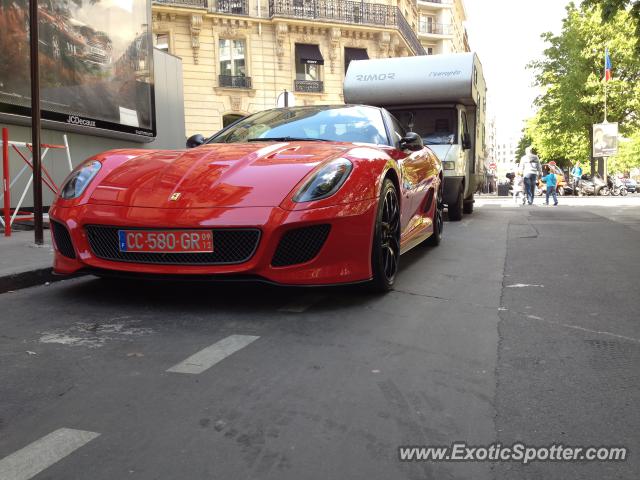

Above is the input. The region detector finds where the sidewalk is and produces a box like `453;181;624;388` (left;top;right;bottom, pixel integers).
0;229;62;293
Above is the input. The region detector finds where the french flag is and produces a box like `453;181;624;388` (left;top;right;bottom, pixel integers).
605;48;612;82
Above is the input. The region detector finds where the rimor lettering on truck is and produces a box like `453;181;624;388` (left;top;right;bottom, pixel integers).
344;53;487;221
354;73;397;81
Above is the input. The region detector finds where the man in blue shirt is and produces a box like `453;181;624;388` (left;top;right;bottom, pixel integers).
542;166;558;206
570;162;583;195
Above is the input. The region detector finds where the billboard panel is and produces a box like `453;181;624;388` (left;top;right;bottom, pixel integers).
0;0;155;141
593;122;618;157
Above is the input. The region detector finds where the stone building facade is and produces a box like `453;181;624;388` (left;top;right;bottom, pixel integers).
151;0;467;137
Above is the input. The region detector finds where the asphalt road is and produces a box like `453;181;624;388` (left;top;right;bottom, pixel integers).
0;199;638;480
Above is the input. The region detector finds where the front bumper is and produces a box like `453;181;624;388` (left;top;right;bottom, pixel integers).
49;200;377;286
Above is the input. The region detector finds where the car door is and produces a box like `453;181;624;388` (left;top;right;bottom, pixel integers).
385;112;435;239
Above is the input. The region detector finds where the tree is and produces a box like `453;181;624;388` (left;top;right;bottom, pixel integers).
609;132;640;173
582;0;640;51
527;3;640;168
515;130;533;161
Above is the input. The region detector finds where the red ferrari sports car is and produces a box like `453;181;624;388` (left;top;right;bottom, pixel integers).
50;105;443;290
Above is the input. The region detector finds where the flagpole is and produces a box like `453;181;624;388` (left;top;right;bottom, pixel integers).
604;81;607;122
604;46;609;123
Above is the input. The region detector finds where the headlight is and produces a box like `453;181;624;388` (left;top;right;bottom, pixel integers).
60;161;101;199
293;158;353;203
443;161;455;170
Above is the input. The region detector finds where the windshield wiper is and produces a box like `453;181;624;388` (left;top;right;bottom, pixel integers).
246;137;331;142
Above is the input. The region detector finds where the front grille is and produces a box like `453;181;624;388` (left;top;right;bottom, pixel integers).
51;221;76;259
85;225;260;265
271;224;330;267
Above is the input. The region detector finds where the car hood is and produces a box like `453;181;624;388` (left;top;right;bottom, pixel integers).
89;142;349;208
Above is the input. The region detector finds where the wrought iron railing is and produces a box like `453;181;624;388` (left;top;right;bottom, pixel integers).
152;0;207;8
270;0;394;26
418;22;453;35
212;0;249;14
219;75;252;88
418;0;453;5
395;8;426;55
268;0;425;55
294;79;323;93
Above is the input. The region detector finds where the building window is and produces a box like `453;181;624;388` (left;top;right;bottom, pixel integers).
219;39;246;77
426;47;434;55
419;15;435;34
294;43;324;92
223;113;245;127
154;33;169;52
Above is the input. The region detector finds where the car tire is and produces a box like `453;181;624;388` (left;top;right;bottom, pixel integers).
427;181;444;247
463;194;474;214
448;187;464;221
369;179;401;292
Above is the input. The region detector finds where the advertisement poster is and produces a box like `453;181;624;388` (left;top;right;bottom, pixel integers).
0;0;155;139
592;122;618;158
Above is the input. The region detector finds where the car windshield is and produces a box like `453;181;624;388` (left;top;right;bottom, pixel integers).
390;108;458;145
207;106;389;145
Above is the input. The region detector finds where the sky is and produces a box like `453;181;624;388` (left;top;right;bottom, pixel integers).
464;0;573;144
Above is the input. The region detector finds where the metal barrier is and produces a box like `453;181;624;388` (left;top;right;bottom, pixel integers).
1;127;73;237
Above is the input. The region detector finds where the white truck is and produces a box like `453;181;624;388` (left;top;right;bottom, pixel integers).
343;52;487;220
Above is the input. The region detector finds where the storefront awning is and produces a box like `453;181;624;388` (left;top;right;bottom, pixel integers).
345;47;369;63
296;43;324;65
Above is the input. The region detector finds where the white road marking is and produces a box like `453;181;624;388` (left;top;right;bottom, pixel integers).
278;294;325;313
0;428;100;480
166;335;260;374
519;314;640;344
506;284;544;288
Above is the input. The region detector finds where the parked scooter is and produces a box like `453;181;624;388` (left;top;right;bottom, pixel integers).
577;173;609;196
607;176;628;196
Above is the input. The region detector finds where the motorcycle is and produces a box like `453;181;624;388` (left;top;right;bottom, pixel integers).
577;173;609;196
607;176;628;196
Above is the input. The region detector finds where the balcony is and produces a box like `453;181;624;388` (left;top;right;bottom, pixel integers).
269;0;426;55
417;0;452;6
418;23;453;35
294;79;323;93
152;0;207;8
152;0;249;14
219;75;252;88
211;0;249;14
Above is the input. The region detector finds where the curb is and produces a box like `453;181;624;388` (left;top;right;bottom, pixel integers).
0;268;83;294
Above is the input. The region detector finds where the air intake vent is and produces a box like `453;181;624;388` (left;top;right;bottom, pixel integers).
51;221;76;259
272;224;331;267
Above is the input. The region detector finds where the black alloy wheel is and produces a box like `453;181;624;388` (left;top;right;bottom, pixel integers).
370;179;401;292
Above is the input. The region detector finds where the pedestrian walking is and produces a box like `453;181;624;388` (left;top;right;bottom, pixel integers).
520;146;542;205
542;166;558;206
570;161;583;196
513;173;526;206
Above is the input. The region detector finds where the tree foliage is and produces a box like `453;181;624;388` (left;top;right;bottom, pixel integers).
515;130;533;161
527;3;640;168
582;0;640;51
609;131;640;172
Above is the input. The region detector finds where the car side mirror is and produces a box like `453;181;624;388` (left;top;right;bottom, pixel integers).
461;133;471;150
400;132;424;152
186;134;205;148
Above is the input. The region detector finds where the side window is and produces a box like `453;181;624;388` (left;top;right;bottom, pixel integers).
388;114;406;147
460;111;468;143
